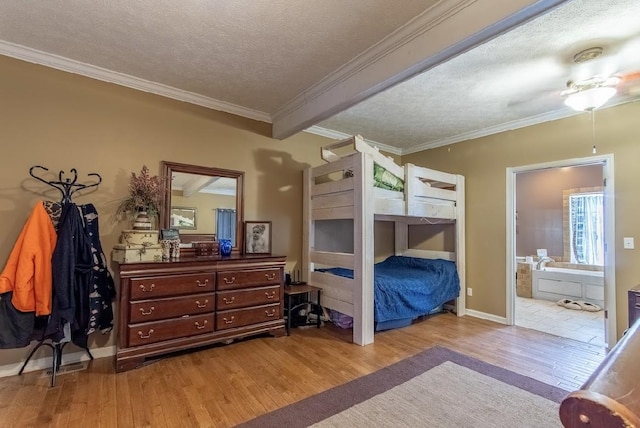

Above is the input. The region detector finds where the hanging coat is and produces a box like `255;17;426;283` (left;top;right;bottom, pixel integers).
44;203;94;347
0;202;57;315
0;202;57;348
80;204;116;335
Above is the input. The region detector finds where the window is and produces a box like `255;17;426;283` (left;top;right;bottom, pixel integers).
569;192;603;265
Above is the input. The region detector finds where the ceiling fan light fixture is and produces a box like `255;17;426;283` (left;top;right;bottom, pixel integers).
564;86;617;111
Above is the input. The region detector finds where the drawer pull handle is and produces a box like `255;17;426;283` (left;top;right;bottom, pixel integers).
265;291;276;299
222;296;235;305
265;273;276;281
265;309;276;317
196;279;209;287
195;299;209;308
194;320;208;330
223;277;236;284
139;306;155;316
137;329;154;339
223;316;235;325
139;283;155;292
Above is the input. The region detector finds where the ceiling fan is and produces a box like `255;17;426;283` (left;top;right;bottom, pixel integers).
560;46;640;111
508;45;640;112
561;75;620;111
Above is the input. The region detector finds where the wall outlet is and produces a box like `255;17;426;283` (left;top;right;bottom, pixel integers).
623;237;635;249
467;288;472;296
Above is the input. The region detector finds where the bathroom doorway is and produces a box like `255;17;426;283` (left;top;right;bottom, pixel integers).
506;155;615;349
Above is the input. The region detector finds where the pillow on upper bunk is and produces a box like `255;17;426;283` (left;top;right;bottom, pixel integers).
373;163;404;192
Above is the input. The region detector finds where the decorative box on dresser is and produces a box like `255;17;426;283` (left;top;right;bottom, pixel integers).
115;254;286;372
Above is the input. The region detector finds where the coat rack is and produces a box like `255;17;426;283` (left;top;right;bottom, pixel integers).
19;166;103;386
28;165;102;204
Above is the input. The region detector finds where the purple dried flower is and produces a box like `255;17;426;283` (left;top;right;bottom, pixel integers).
115;165;166;221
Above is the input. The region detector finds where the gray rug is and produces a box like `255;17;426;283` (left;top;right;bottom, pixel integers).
238;346;567;428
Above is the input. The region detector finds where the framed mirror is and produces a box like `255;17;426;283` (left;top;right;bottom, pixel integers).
160;161;244;254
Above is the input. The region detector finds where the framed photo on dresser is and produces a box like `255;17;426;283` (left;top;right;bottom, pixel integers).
244;221;271;254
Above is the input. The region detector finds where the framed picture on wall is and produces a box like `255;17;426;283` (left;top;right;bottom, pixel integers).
171;207;197;230
244;221;272;254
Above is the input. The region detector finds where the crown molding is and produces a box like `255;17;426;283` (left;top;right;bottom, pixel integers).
402;109;580;155
403;98;634;154
0;40;271;123
272;0;568;140
305;126;402;156
273;0;476;125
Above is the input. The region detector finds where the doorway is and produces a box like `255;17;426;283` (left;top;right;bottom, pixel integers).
506;155;615;349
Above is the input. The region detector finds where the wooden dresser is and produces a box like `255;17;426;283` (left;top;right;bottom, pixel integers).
114;254;286;372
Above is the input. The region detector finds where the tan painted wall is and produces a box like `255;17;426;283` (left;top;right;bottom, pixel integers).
0;56;331;367
403;102;640;339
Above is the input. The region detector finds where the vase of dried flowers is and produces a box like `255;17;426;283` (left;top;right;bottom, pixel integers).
132;209;152;230
115;165;165;230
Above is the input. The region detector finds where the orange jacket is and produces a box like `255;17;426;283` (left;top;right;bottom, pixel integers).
0;202;57;315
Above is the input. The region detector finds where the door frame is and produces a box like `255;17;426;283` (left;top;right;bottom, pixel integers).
506;154;616;348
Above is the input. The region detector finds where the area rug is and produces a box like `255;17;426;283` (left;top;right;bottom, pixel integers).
238;346;567;428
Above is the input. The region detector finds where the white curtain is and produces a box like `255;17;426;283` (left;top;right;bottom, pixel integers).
570;193;603;265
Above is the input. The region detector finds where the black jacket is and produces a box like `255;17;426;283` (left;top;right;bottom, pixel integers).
45;203;94;347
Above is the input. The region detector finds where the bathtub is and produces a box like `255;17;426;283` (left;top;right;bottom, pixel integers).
532;267;604;307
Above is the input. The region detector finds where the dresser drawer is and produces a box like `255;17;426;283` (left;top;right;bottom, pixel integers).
217;269;281;290
628;289;640;306
130;273;215;300
216;286;280;310
129;292;215;323
216;304;280;330
128;313;214;347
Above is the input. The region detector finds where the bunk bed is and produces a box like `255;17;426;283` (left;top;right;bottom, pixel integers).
302;135;465;346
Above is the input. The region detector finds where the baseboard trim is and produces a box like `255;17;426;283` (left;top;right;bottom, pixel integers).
465;309;507;325
0;345;115;378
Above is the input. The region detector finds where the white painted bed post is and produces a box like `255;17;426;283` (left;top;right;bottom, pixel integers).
455;174;466;316
302;168;311;283
354;150;375;345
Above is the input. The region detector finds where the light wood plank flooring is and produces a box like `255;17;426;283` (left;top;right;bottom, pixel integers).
0;313;606;428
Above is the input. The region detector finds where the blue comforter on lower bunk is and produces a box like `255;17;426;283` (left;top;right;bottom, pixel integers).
320;256;460;326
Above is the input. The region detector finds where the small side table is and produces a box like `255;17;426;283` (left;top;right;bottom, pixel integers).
283;284;322;335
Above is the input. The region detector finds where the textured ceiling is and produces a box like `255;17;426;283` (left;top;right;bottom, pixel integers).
0;0;437;113
318;0;640;153
1;0;639;154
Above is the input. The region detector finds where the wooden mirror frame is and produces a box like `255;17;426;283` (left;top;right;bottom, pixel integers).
160;161;245;255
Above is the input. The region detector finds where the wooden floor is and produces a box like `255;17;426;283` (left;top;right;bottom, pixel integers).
0;313;606;428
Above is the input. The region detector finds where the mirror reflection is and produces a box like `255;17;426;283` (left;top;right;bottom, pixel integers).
161;161;244;253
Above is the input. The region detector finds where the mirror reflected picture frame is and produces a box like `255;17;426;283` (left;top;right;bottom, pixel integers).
171;206;197;230
245;221;272;254
160;161;244;255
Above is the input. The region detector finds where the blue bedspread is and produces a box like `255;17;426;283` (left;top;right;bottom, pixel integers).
319;256;460;323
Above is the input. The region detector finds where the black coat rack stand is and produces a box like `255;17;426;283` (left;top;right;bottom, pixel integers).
17;340;87;387
18;166;102;387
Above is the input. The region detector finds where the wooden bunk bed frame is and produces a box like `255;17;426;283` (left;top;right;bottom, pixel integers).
302;135;466;345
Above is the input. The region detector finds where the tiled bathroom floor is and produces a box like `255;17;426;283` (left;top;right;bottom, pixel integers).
515;296;605;347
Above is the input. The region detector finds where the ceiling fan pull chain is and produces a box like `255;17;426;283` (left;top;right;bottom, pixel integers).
591;110;597;154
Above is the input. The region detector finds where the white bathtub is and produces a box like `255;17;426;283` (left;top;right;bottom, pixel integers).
532;267;604;307
541;267;603;277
